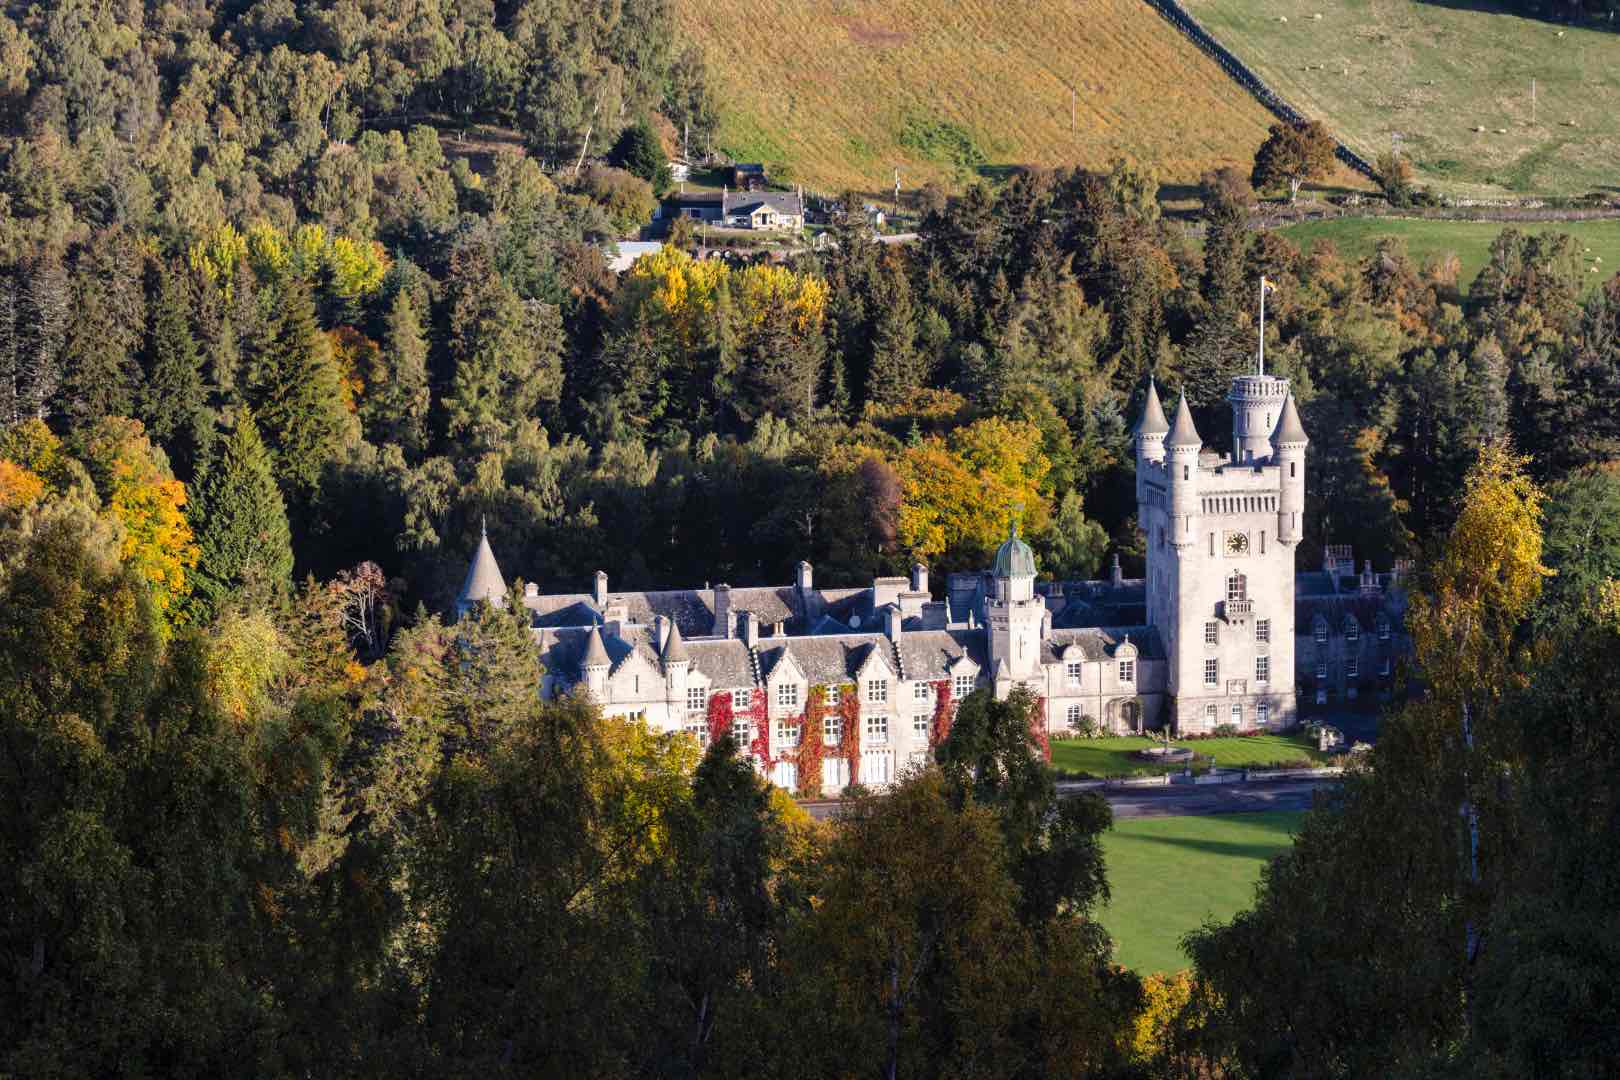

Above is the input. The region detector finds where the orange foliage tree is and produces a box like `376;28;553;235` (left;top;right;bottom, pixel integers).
796;685;828;798
705;689;734;747
838;684;861;785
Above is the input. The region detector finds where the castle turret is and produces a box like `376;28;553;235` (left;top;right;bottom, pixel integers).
582;625;610;698
1228;374;1290;465
1165;393;1202;550
455;520;508;619
1272;391;1308;545
987;522;1043;680
1135;378;1169;505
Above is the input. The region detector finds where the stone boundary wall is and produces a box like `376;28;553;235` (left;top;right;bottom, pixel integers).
1141;0;1379;181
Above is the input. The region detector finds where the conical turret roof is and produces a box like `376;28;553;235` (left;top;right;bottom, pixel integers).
1271;391;1309;446
1136;379;1170;436
663;620;690;664
582;625;610;668
456;520;507;612
1165;393;1203;449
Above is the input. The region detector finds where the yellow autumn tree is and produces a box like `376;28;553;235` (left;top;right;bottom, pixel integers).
82;418;200;630
624;245;727;350
896;417;1051;568
0;459;44;511
734;262;828;333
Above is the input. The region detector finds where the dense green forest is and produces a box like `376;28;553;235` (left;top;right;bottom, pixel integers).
5;1;1620;1076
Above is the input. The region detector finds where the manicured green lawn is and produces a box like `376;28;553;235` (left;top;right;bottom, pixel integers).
1100;811;1304;974
1051;734;1326;778
1276;216;1620;293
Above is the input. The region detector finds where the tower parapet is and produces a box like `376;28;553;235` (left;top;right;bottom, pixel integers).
1228;375;1290;465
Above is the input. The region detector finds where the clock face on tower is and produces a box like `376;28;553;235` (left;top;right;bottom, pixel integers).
1224;531;1250;556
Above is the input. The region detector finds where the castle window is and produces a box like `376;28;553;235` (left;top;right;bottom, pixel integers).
1314;622;1328;645
1345;620;1360;643
824;715;842;745
734;688;752;710
1203;703;1218;725
1378;617;1391;641
1315;688;1327;705
1204;658;1219;686
1231;703;1244;727
1347;658;1360;679
1290;462;1297;478
777;682;799;709
774;719;800;747
1226;573;1247;602
684;718;707;745
687;686;707;713
953;673;974;699
1257;702;1270;726
1256;655;1270;683
1260;530;1267;554
1066;704;1083;726
1204;621;1219;645
1066;662;1082;686
867;678;888;704
732;719;751;747
1256;618;1271;643
913;714;930;737
913;681;931;701
1380;657;1391;677
825;686;840;707
1315;660;1327;679
865;715;888;744
1118;658;1136;684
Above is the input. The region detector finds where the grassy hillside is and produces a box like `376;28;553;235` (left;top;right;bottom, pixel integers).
675;0;1289;194
1276;216;1620;289
1101;811;1303;974
1186;0;1620;197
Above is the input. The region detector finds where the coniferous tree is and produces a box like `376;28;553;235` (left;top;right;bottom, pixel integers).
56;233;146;426
363;290;431;457
140;261;209;476
189;412;294;615
867;261;922;407
255;277;350;500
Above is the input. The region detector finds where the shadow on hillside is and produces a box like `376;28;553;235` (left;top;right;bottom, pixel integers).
1413;0;1617;34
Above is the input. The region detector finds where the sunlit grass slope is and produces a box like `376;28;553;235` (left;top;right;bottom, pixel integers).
1186;0;1620;197
676;0;1283;192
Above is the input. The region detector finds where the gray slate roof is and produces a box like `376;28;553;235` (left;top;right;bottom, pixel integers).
1166;393;1203;449
1137;380;1170;436
457;527;507;612
1272;391;1309;445
526;585;802;635
894;630;987;680
688;640;756;688
1042;626;1165;663
725;190;803;217
756;635;893;687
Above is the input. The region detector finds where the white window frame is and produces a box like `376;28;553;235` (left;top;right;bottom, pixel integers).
1347;657;1359;679
1315;660;1327;680
1204;621;1219;646
687;686;707;713
1066;703;1083;725
1378;618;1391;642
1256;655;1270;683
683;717;708;745
913;681;931;701
1315;623;1328;645
1380;656;1391;677
912;713;930;737
1257;702;1270;726
1230;703;1243;727
1065;662;1082;687
733;688;752;711
1204;658;1219;687
1345;621;1360;643
732;719;751;747
865;714;888;745
1227;573;1247;602
1203;703;1218;725
823;714;842;745
774;719;800;748
867;678;888;704
1118;659;1136;684
953;674;973;699
1256;618;1271;643
777;682;799;709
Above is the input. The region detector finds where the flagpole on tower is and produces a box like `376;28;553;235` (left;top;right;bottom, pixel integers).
1258;276;1274;377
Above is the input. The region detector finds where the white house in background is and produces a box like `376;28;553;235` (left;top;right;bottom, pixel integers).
605;240;663;273
455;369;1410;793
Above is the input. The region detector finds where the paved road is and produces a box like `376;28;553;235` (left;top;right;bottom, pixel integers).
1096;778;1335;819
800;778;1336;821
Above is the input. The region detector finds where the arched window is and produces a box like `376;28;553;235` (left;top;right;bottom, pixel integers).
1226;572;1247;602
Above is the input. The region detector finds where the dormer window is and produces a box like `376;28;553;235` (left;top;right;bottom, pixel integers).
913;681;932;701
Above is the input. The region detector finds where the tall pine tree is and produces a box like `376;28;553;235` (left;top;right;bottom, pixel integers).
140;261;209;477
254;277;350;500
189;411;294;615
362;290;431;457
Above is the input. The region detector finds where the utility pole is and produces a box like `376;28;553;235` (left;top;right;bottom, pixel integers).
893;166;901;213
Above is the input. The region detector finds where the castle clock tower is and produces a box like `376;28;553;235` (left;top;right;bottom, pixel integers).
1136;377;1306;734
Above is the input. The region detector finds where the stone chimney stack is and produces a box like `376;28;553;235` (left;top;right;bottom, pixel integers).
714;584;732;638
884;604;903;642
739;610;759;647
796;560;813;593
1110;553;1124;587
910;563;929;595
593;570;609;607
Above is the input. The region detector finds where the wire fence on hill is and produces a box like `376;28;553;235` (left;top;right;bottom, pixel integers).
1141;0;1380;182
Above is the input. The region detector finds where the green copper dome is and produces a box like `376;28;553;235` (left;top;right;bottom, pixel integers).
993;523;1037;578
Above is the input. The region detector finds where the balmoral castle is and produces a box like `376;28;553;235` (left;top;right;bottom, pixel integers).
457;370;1409;793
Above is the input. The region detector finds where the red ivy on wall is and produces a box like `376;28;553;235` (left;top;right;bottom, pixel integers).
793;688;826;798
746;690;771;768
1031;696;1051;763
838;685;862;785
705;690;734;747
928;679;953;749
